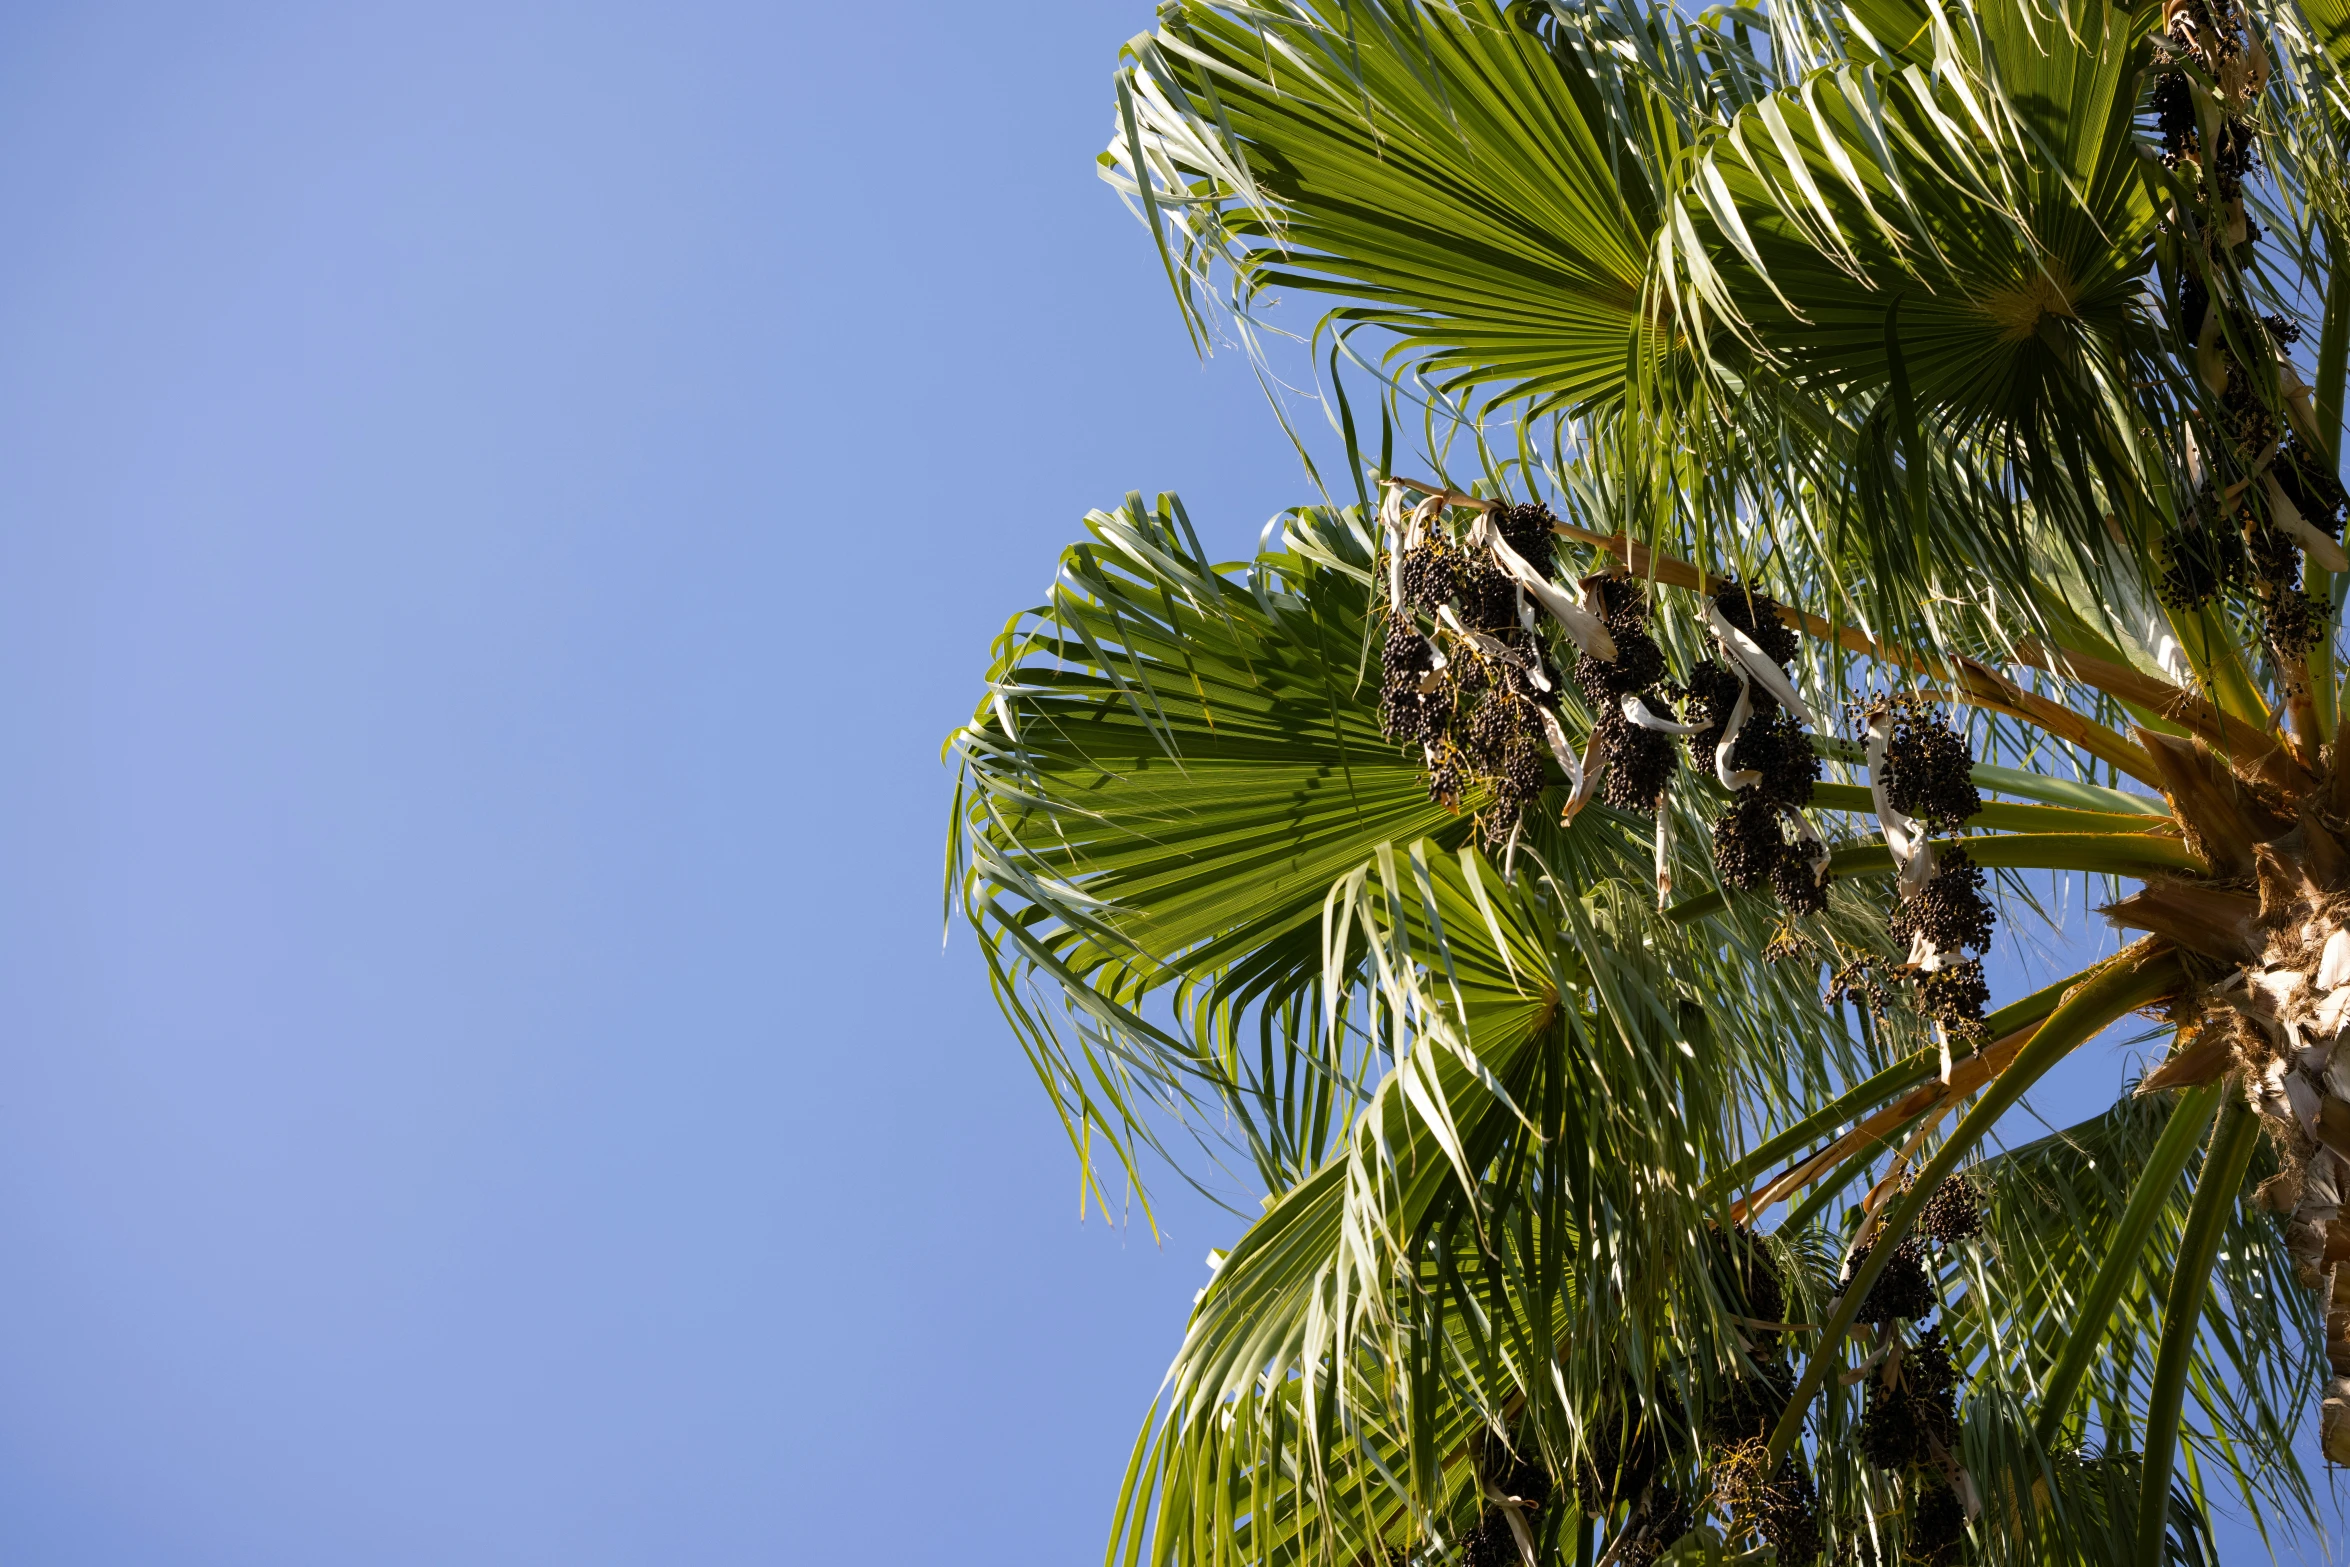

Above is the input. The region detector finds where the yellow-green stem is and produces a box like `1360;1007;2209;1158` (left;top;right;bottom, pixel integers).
2134;1099;2263;1567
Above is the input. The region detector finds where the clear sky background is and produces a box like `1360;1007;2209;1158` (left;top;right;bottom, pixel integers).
0;4;2337;1563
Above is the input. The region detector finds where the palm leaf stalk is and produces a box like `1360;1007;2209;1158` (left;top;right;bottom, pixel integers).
950;0;2350;1560
2132;1099;2266;1564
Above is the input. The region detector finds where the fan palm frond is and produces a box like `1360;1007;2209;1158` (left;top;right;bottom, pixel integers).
953;0;2350;1558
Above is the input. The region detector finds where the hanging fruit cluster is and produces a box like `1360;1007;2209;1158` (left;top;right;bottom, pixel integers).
1375;495;2020;1066
1692;1231;1827;1564
1709;1218;1788;1333
1879;690;1992;1033
1857;1328;1961;1472
1376;492;2027;1045
1844;1233;1937;1325
1834;698;1998;1039
1708;1440;1822;1565
1840;1175;1982;1324
1875;695;1981;830
1919;1172;1985;1243
1555;1231;1831;1564
1375;488;1603;852
2160;454;2347;664
2147;0;2347;679
1842;1177;1984;1564
1679;585;1827;916
1574;574;1681;814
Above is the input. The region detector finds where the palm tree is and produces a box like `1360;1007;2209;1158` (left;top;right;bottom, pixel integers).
948;0;2350;1560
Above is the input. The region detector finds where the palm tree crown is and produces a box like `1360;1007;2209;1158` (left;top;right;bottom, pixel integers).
950;0;2350;1560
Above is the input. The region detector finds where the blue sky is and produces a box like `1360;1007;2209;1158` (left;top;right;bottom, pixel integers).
0;3;2337;1563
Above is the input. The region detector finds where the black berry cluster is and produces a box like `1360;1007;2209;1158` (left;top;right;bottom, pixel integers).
1857;1327;1963;1471
1844;1192;1987;1539
2151;69;2197;169
1714;1444;1823;1565
1845;1235;1936;1325
1581;576;1669;690
1685;584;1823;917
1398;536;1459;614
2248;443;2350;658
1834;700;1997;1034
1457;557;1518;630
1461;1508;1520;1567
1851;1308;1974;1562
1475;701;1554;848
1574;576;1679;813
1495;502;1558;578
1768;849;1827;918
2245;516;2329;657
1379;508;1572;848
1712;791;1789;894
1604;721;1680;814
1712;582;1803;667
1842;1278;1973;1559
1904;1328;1961;1404
1916;959;1994;1036
1684;659;1817;811
1919;1176;1984;1245
1742;709;1820;807
1875;697;1980;833
1756;1465;1825;1564
1908;1479;1967;1565
1889;849;1996;959
1378;617;1445;746
1426;748;1466;812
1683;659;1742;760
2276;437;2350;536
2156;491;2250;611
2220;355;2279;457
1397;535;1516;629
2157;0;2259;196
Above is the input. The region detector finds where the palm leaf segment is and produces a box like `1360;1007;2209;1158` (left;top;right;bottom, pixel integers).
951;0;2350;1561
